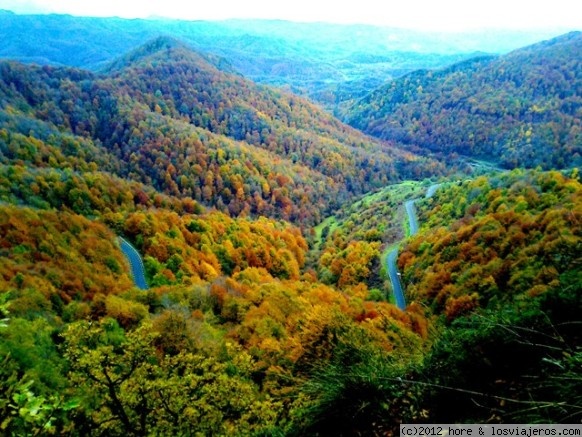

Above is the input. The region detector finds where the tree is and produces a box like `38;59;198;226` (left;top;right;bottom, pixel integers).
61;319;284;436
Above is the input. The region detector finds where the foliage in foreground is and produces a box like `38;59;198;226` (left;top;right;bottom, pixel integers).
0;168;580;435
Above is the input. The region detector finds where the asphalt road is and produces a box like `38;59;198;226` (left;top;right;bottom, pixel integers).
387;248;406;310
405;199;419;236
386;184;440;310
426;183;440;198
119;237;148;290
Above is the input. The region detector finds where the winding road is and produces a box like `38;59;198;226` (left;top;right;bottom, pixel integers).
119;237;149;290
386;184;440;310
404;200;419;236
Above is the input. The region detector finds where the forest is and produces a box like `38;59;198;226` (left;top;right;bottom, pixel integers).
0;37;447;226
346;32;582;169
0;14;581;436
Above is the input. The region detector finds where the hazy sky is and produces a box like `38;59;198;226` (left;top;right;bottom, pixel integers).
0;0;581;31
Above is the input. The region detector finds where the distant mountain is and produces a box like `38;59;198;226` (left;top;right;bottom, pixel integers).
0;11;569;109
0;37;444;225
345;32;582;169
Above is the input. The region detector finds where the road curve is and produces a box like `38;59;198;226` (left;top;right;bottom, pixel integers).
426;183;440;199
119;237;148;290
405;200;419;236
386;184;440;310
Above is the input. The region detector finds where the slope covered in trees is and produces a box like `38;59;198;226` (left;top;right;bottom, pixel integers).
400;169;581;318
347;32;582;169
311;181;429;292
0;25;581;435
0;35;438;434
307;169;581;427
0;38;445;225
1;159;580;433
393;169;582;423
0;163;431;435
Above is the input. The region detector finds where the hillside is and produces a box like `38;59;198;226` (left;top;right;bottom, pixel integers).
0;26;581;435
309;168;581;426
310;181;429;292
0;11;568;109
0;37;446;225
346;32;582;169
2;160;580;434
401;170;581;316
0;120;431;436
396;169;581;422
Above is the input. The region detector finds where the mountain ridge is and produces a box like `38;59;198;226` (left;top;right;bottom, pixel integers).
0;24;580;435
1;12;572;109
102;35;240;76
345;31;582;169
0;37;445;225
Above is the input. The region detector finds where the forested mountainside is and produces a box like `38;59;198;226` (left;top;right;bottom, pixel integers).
0;11;567;109
2;163;579;434
397;169;581;423
346;32;582;169
401;170;580;317
0;22;581;435
0;37;445;225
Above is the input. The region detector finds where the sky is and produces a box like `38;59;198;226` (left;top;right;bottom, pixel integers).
0;0;581;32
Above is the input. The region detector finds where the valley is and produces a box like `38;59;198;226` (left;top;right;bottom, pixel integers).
345;31;582;169
0;11;580;436
387;183;441;310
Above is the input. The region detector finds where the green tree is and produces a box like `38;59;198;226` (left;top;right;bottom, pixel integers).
61;318;284;436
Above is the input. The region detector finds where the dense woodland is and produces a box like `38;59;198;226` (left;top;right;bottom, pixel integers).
398;169;581;422
347;32;582;169
0;37;445;226
401;170;580;317
0;17;581;436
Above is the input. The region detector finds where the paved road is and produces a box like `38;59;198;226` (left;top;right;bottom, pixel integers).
426;183;440;199
387;248;406;310
119;237;148;290
386;184;440;310
404;200;419;236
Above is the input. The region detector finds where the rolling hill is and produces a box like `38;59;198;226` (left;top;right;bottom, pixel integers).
0;22;581;435
0;36;446;225
0;10;569;109
346;31;582;169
